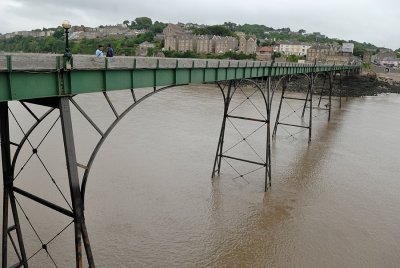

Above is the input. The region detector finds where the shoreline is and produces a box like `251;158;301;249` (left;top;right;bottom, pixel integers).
284;71;400;97
342;71;400;96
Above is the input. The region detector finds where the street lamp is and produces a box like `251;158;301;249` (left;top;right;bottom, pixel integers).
62;20;72;59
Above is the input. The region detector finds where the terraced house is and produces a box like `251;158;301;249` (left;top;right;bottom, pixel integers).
306;43;353;63
278;41;311;56
163;24;256;54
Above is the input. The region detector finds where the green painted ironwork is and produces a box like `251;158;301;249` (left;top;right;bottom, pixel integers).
0;54;360;102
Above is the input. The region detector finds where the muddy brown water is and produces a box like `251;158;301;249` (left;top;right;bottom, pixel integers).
1;85;399;267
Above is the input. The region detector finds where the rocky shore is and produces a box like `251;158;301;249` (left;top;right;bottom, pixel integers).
340;71;400;96
284;71;400;97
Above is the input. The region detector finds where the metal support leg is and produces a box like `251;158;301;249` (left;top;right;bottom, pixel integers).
212;79;271;191
273;75;313;141
212;81;233;177
328;72;333;121
59;98;95;268
318;74;327;107
339;72;343;109
265;77;272;190
1;102;28;268
300;74;314;142
272;77;287;137
308;74;314;142
301;87;310;118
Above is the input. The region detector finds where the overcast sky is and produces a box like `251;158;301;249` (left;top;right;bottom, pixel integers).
1;0;399;49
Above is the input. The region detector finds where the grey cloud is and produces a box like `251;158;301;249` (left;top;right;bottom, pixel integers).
0;0;399;49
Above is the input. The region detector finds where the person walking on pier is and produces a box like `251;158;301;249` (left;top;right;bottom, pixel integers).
96;45;104;57
106;44;114;57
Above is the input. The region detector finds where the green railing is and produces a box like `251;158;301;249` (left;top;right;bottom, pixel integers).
0;54;360;102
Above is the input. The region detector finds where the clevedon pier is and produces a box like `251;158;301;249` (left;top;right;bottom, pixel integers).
0;53;360;267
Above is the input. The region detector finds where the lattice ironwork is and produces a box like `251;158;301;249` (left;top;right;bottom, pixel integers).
211;78;272;191
0;67;354;267
1;85;176;267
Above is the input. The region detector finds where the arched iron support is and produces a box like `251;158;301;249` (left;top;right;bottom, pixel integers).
11;106;56;179
80;85;182;206
301;71;323;119
338;71;343;108
1;102;28;268
212;80;235;178
212;79;271;190
315;72;334;119
302;72;314;142
272;76;288;138
273;72;315;142
1;104;55;268
269;75;288;104
317;73;328;108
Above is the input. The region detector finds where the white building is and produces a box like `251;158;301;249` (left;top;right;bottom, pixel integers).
278;42;311;56
341;43;354;53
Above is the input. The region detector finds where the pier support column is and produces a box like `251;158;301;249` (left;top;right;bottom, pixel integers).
328;72;333;121
212;79;271;190
265;77;272;190
309;74;314;141
59;98;95;268
272;76;287;137
212;81;234;178
273;73;314;142
317;74;327;108
1;102;28;268
339;71;343;108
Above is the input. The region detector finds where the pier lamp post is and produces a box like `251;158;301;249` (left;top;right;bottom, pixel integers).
62;20;72;59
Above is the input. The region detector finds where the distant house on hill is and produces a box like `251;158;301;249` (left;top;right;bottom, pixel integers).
163;24;254;55
379;57;400;67
306;44;353;63
195;35;213;53
307;44;340;62
0;29;54;39
69;24;137;40
136;41;155;56
237;32;257;54
341;43;354;53
213;35;238;54
278;42;311;56
371;51;397;64
163;24;188;51
256;46;273;61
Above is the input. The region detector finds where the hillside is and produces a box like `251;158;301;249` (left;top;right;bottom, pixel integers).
0;17;383;58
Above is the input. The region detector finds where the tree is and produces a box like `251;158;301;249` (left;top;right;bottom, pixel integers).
287;54;299;62
42;36;64;53
353;43;366;57
149;21;167;33
395;48;400;58
193;25;234;36
298;29;306;34
52;26;64;39
394;48;400;57
134;31;154;44
147;47;157;57
273;52;281;59
223;22;237;31
277;27;291;33
236;24;270;37
134;17;153;30
123;20;129;26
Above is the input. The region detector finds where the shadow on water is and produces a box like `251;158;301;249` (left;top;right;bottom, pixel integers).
206;97;351;267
